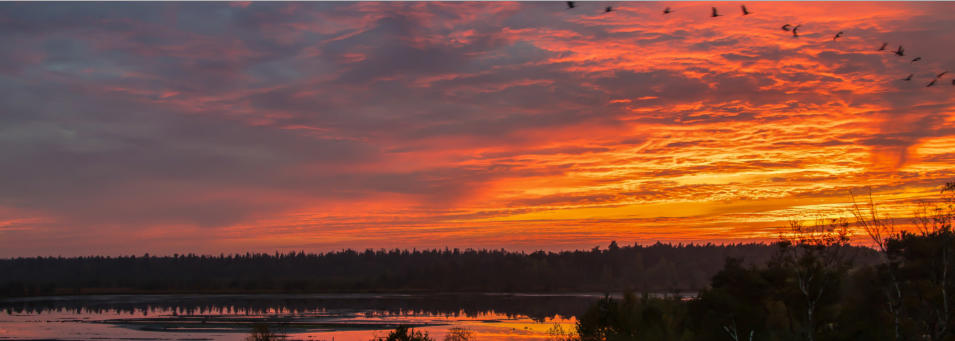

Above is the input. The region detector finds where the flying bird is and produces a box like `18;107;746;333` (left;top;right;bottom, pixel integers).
711;7;721;17
792;25;801;37
895;46;904;56
903;74;913;81
833;31;844;40
605;6;612;13
878;42;888;51
781;24;792;31
566;1;575;9
911;57;922;63
741;5;750;15
663;7;671;14
927;79;937;87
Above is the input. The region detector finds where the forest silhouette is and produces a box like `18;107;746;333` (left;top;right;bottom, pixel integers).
2;242;867;297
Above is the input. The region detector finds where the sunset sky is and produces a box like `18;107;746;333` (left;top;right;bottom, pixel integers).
1;2;954;256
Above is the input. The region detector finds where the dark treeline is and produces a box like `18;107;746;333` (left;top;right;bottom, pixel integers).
571;183;955;341
0;242;876;297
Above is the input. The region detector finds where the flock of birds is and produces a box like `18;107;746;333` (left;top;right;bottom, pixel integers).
564;2;953;88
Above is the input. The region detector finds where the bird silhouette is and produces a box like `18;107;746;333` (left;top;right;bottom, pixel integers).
554;2;929;89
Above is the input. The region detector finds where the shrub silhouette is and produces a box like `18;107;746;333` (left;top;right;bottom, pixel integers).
246;324;285;341
372;325;434;341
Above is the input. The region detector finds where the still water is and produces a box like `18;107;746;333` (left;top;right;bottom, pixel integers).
0;293;601;340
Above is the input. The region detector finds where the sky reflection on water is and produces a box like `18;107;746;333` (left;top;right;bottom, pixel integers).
0;294;588;340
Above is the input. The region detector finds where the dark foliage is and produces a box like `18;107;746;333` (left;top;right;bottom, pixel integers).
247;323;286;341
0;243;848;297
576;182;955;341
372;325;434;341
577;292;689;341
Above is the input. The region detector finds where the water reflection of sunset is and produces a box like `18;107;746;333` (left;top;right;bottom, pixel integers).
0;2;954;256
0;300;578;341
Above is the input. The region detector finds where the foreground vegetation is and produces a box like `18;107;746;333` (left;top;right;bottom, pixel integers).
570;183;955;341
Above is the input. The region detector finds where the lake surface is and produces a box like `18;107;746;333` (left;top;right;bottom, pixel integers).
0;293;604;340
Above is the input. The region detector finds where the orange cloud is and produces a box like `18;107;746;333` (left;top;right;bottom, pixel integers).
0;2;953;256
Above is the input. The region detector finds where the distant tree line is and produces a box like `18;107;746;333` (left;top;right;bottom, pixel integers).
1;242;876;297
572;183;955;341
